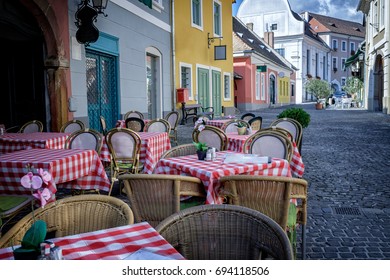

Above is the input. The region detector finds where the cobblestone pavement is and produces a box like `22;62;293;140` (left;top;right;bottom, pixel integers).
176;103;390;260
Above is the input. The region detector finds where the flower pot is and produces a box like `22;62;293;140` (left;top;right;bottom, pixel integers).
196;150;207;160
13;248;40;260
315;103;323;110
237;127;247;135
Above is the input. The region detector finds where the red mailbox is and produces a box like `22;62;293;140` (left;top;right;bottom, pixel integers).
176;88;189;103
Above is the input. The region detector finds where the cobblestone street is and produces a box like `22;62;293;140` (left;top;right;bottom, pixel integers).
177;103;390;260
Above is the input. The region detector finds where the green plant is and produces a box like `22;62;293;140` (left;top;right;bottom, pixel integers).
304;78;332;103
234;120;247;128
193;141;208;151
277;108;311;128
342;77;363;100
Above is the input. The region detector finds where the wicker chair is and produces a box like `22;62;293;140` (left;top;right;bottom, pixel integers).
243;130;293;162
0;194;134;248
248;116;263;131
105;127;143;195
270;118;303;153
164;111;180;146
124;117;145;132
64;128;103;155
220;175;308;259
60;119;85;133
192;125;228;151
19;120;43;133
0;195;33;235
220;119;250;133
99;115;108;136
119;174;205;228
160;143;197;159
123;110;144;120
241;112;255;122
156;204;293;260
144;118;170;133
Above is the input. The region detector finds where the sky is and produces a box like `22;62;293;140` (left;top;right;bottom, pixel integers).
233;0;364;23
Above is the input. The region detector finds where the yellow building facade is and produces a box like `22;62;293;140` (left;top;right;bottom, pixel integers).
174;0;235;117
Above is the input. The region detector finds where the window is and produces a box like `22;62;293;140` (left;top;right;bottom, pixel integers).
332;39;338;51
341;58;346;71
255;72;260;100
380;0;384;27
261;73;265;100
332;57;338;71
306;49;311;75
315;53;319;77
180;63;193;100
192;0;202;28
275;48;285;57
341;41;347;52
341;77;346;86
152;0;164;12
213;1;222;36
223;73;231;100
322;56;326;79
350;42;355;54
270;23;277;31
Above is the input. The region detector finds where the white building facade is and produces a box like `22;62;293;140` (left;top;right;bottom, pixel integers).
236;0;331;103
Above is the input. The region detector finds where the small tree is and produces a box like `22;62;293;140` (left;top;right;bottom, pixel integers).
342;77;363;100
304;79;332;103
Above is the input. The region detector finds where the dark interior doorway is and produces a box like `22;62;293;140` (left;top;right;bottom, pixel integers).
0;0;47;131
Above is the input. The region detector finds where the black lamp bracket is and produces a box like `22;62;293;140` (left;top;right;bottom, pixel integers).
208;32;223;48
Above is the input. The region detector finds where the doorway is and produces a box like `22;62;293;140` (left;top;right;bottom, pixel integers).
86;50;118;130
197;67;210;107
269;74;276;105
374;55;384;112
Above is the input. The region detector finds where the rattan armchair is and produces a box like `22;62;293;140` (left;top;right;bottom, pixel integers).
0;195;134;248
164;111;180;146
241;112;255;121
220;119;250;133
19;120;43;133
192;125;228;151
160;143;197;159
156;204;293;260
124;117;145;132
123;110;144;120
220;175;308;259
119;174;205;227
248;116;263;131
64;128;103;155
60;119;85;133
270;118;303;153
144;118;170;133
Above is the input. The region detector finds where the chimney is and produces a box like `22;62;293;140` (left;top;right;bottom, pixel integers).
264;31;274;48
246;22;253;31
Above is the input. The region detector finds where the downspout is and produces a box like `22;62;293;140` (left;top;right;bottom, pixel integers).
170;0;176;110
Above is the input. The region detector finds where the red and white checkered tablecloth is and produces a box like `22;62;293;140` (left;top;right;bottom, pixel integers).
153;151;292;204
0;132;69;154
115;119;151;129
0;222;184;260
100;132;171;174
205;119;231;129
226;132;305;178
0;148;110;197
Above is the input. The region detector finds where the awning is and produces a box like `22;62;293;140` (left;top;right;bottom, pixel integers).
139;0;152;9
343;47;364;70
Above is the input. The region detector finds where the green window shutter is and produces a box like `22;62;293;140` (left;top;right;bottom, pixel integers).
139;0;153;9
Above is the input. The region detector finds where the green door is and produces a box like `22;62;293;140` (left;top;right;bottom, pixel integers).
86;50;118;130
212;70;222;117
197;68;210;108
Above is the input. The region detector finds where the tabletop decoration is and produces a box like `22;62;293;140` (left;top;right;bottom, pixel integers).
194;117;206;132
235;121;247;135
194;142;208;160
12;165;52;260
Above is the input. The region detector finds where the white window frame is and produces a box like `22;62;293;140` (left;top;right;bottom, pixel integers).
261;73;266;101
213;0;222;37
379;0;385;29
255;71;260;100
152;0;164;12
341;41;347;52
179;62;194;100
223;72;231;101
191;0;203;30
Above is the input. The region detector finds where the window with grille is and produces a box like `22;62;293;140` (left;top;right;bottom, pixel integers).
192;0;202;28
213;1;222;36
180;64;193;100
223;73;231;100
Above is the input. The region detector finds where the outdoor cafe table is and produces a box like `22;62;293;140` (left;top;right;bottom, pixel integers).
100;132;171;174
0;132;68;154
153;150;292;204
0;222;184;260
115;119;151;129
0;148;111;199
226;132;305;178
205;118;231;129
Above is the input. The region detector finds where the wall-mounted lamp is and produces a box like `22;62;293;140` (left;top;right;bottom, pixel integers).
369;22;379;31
208;32;223;48
75;0;109;45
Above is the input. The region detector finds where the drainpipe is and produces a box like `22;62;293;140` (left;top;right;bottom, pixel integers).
170;0;176;111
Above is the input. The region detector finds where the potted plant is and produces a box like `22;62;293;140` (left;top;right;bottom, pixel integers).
193;142;208;160
342;77;363;107
235;121;247;135
304;78;332;109
277;108;311;128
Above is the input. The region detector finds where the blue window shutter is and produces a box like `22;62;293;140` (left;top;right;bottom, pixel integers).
139;0;152;9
